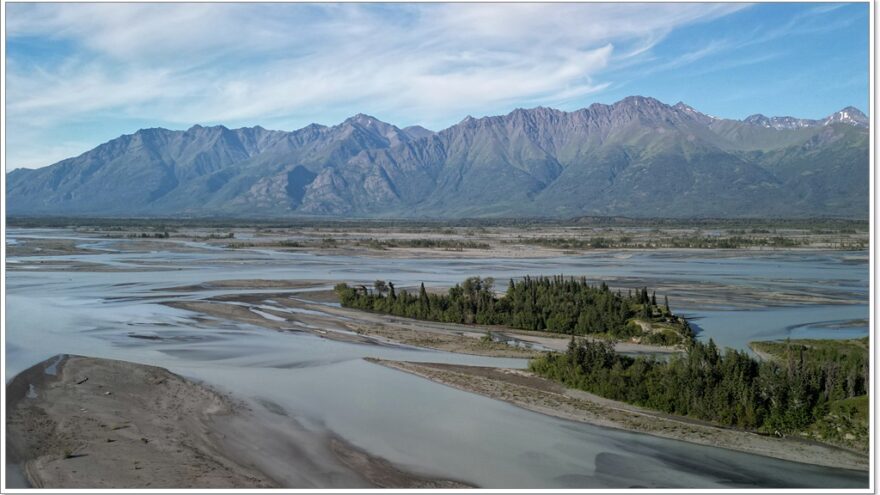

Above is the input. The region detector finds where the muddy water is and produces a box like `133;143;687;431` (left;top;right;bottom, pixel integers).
4;229;869;488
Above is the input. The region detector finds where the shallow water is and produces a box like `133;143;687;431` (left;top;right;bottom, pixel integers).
6;464;29;488
689;304;869;352
4;229;869;488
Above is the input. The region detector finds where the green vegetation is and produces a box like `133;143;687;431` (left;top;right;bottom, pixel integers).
356;238;491;250
9;217;866;252
751;338;869;450
127;231;171;239
335;276;693;344
186;232;235;240
807;395;868;452
226;237;490;251
750;336;868;358
227;239;303;249
111;230;232;240
7;215;868;232
529;337;869;448
520;234;837;250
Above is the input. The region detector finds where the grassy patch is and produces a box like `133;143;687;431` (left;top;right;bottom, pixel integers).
807;395;868;452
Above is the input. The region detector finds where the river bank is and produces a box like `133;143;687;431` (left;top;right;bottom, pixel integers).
5;228;869;488
6;355;275;488
6;355;472;488
368;359;870;472
163;287;681;358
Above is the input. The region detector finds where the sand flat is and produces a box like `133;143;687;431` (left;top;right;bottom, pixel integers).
5;355;475;489
5;355;275;488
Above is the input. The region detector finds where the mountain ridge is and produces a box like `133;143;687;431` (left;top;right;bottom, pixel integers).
7;97;869;219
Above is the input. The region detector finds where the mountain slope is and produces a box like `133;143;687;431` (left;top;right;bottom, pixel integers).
6;97;869;218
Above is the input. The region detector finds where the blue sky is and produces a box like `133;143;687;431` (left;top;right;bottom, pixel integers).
5;2;870;170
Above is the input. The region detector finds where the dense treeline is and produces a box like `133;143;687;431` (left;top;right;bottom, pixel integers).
126;231;171;239
227;239;302;249
335;276;692;343
357;238;491;250
520;235;807;250
110;231;233;240
529;337;869;435
751;338;870;404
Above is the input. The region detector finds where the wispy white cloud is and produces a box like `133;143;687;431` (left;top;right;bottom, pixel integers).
6;3;747;169
628;40;730;76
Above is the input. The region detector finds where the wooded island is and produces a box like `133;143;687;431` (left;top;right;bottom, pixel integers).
335;276;693;346
336;276;868;450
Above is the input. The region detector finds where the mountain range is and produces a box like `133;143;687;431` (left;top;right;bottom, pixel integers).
6;96;869;219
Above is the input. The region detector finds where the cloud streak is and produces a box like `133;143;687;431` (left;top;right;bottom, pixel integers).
6;3;748;169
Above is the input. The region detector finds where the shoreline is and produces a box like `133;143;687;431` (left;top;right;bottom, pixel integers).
6;355;276;488
747;342;776;362
5;355;473;489
163;291;682;358
367;358;869;473
6;225;869;261
5;227;870;489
